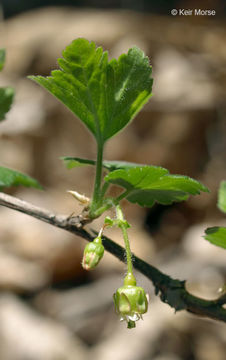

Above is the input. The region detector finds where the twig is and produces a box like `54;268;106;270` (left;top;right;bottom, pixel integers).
0;191;226;322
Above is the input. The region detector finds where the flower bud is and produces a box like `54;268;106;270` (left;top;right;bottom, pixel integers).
82;237;104;270
113;284;149;328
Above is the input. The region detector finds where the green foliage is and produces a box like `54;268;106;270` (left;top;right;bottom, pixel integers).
0;49;14;121
29;38;153;144
105;166;209;207
203;181;226;250
0;49;6;71
61;156;142;171
218;181;226;214
0;87;15;121
104;215;130;229
0;166;43;190
29;37;209;220
61;156;95;169
204;227;226;249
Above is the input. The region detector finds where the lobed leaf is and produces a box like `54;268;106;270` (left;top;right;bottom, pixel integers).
204;227;226;249
61;156;142;171
105;166;209;207
0;87;15;121
29;38;153;144
0;166;43;190
218;181;226;214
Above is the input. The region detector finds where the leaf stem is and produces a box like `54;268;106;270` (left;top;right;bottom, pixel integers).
88;187;130;219
89;141;104;217
116;204;133;275
100;181;110;199
90;200;113;218
115;189;131;203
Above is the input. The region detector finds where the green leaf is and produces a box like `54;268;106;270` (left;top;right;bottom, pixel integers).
204;227;226;249
0;166;43;190
61;156;142;171
101;160;143;172
0;50;15;121
61;156;95;169
0;87;15;121
29;38;153;144
105;166;209;207
104;216;115;227
0;49;6;71
218;181;226;214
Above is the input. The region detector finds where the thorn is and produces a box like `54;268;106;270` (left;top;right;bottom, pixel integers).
67;190;90;205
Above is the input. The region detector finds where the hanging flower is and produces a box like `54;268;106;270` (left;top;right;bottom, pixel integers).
113;283;149;328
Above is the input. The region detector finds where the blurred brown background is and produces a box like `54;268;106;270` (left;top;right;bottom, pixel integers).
0;1;226;359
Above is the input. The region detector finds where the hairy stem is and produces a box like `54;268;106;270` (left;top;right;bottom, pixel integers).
116;204;133;275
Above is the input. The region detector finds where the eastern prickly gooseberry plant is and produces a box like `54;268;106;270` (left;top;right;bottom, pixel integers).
29;38;209;328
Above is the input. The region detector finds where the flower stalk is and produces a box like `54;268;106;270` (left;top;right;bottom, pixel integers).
116;205;134;276
114;204;149;328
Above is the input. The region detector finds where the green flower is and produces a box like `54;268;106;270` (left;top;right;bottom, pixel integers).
113;278;149;328
82;236;104;270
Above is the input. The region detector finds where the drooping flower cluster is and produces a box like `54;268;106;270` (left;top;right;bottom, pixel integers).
81;211;149;329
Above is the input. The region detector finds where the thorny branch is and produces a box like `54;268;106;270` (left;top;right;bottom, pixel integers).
0;191;226;322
